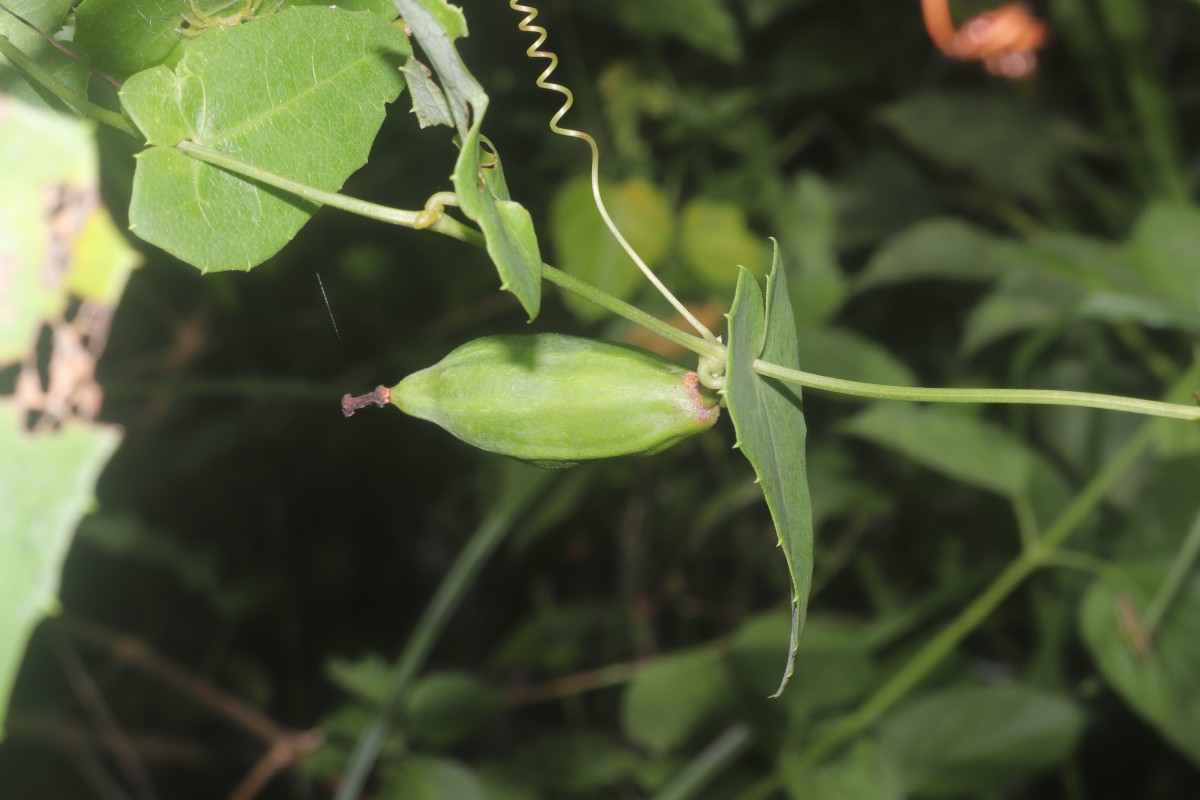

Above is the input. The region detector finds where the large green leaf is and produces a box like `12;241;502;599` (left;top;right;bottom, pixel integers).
1080;560;1200;768
551;176;674;321
877;683;1084;796
0;97;136;733
74;0;185;82
397;0;542;319
121;6;409;271
723;242;814;696
620;649;734;755
76;0;399;82
0;0;85;109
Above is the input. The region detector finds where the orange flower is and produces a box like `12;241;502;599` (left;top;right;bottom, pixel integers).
922;0;1049;79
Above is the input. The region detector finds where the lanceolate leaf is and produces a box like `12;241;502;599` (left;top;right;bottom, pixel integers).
395;0;542;320
723;241;814;696
121;7;409;271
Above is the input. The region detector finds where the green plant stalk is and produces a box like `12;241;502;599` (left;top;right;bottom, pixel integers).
176;142;723;361
175;142;1200;423
334;470;554;800
790;367;1189;771
1142;507;1200;633
651;724;755;800
0;34;138;137
752;359;1200;421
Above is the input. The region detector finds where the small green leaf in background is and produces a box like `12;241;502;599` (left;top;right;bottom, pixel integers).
1125;201;1200;309
0;97;137;732
397;0;542;320
1114;456;1200;560
881;91;1082;206
511;732;641;794
777;173;846;328
1080;560;1200;769
381;756;487;800
402;57;454;128
724;242;814;696
602;0;742;63
620;649;734;755
0;0;85;108
550;176;674;321
842;404;1035;499
679;197;768;291
404;671;505;749
795;328;916;389
731;612;879;720
854;217;1022;293
327;654;394;704
961;270;1084;356
877;683;1084;796
782;740;904;800
122;6;409;271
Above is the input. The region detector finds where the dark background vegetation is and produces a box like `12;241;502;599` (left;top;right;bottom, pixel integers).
4;0;1200;797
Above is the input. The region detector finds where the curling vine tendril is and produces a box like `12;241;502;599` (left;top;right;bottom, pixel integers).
508;1;719;344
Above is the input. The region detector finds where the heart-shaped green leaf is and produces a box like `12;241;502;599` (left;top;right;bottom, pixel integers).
122;6;409;271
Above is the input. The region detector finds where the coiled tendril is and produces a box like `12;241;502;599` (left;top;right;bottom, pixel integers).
508;1;717;343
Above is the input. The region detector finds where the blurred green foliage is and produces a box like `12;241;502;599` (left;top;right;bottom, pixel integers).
4;0;1200;798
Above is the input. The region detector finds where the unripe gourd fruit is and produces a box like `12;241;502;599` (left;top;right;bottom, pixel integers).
388;334;720;465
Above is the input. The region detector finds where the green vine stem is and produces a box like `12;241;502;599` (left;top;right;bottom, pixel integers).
751;359;1200;422
650;724;756;800
175;142;723;361
173;141;1200;423
1141;506;1200;633
334;469;555;800
785;361;1200;773
0;34;138;137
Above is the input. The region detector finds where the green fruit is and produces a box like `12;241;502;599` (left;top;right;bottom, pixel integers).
390;334;721;465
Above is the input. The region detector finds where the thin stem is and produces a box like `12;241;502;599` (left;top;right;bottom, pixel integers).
175;142;719;359
334;470;554;800
0;1;121;88
751;359;1200;422
63;617;288;744
1037;548;1111;577
173;142;1200;424
507;0;717;342
0;35;138;137
1142;506;1200;633
540;264;723;360
650;724;755;800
